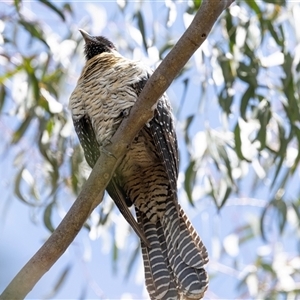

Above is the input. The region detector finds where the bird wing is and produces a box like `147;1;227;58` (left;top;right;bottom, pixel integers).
147;97;179;197
132;76;179;201
73;115;100;168
73;114;149;245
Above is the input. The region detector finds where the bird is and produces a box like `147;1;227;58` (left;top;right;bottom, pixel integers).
69;29;209;300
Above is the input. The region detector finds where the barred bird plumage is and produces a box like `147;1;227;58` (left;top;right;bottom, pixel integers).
69;29;209;300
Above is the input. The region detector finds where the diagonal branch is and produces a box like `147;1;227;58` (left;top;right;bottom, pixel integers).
0;1;234;299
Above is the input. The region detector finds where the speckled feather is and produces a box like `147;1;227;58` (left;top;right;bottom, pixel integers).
69;30;208;300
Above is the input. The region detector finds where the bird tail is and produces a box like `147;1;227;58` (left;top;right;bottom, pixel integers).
136;202;208;300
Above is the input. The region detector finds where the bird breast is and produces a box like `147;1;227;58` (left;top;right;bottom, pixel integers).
70;52;151;146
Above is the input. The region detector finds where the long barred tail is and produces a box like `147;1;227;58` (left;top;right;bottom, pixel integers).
136;202;208;300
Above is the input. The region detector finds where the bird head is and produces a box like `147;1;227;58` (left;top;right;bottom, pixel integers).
79;29;116;61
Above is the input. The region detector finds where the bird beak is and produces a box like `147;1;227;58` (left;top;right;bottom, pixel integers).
79;29;94;44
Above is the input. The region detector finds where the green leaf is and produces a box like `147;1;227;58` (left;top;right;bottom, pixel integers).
40;153;59;196
183;114;194;146
264;0;285;5
99;202;114;226
43;202;55;232
218;87;233;115
18;20;49;48
291;126;300;173
159;41;175;59
43;265;71;299
30;182;40;201
38;0;65;21
260;202;270;242
219;56;234;86
70;145;82;194
63;3;73;14
237;62;258;87
193;0;202;10
112;238;118;273
225;11;235;53
217;144;234;185
0;65;24;84
238;224;254;245
184;159;197;206
218;185;232;211
14;167;38;206
292;201;300;222
15;166;28;204
234;121;251;162
24;57;40;103
260;262;276;276
270;156;284;191
208;176;218;209
270;125;293;189
274;199;287;234
0;84;5;113
186;0;200;14
260;199;287;241
256;102;271;150
135;11;147;52
281;52;300;124
240;86;254;120
267;21;284;49
14;0;21;11
176;78;189;119
11;111;34;144
244;0;261;15
53;265;71;292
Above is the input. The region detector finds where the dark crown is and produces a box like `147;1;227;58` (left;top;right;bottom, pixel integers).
79;29;116;61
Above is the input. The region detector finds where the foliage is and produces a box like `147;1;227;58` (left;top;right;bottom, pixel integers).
1;0;300;299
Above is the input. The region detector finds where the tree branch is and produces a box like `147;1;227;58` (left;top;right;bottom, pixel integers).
0;1;234;299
